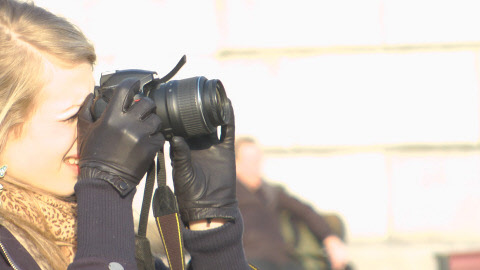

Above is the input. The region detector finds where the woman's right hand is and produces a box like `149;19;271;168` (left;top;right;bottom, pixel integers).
77;78;165;196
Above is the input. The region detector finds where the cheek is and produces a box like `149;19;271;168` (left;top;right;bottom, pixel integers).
1;126;75;184
28;122;77;162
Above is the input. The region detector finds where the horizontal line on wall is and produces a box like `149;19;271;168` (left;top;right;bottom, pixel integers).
262;143;480;156
217;42;480;59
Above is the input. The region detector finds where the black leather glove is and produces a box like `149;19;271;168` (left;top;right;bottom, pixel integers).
78;78;165;196
170;100;237;224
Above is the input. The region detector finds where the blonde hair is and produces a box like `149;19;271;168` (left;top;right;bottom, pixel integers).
0;0;96;153
0;0;96;269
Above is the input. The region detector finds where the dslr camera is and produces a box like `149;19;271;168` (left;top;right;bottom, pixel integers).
92;56;230;139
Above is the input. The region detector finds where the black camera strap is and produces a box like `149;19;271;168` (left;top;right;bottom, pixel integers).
136;151;185;270
135;158;156;270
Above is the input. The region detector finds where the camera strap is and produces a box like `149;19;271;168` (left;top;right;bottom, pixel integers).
152;151;186;270
135;158;157;270
136;151;186;270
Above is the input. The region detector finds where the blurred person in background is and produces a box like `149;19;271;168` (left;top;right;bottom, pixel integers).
236;136;350;270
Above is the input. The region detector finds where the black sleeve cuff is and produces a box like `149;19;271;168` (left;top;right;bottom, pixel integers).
181;208;251;270
72;178;137;268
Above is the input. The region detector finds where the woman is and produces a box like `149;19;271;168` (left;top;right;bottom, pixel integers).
0;0;253;269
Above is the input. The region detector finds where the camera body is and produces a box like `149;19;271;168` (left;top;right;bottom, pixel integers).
92;68;230;139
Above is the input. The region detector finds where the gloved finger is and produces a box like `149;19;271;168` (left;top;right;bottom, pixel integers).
142;113;162;136
170;136;196;182
78;93;94;124
128;96;156;121
220;99;235;146
170;136;192;164
106;78;140;114
143;131;165;162
149;131;166;150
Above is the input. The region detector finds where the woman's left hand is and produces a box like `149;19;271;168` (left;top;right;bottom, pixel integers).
169;100;238;226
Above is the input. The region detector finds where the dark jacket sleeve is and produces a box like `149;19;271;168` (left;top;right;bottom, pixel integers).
275;185;334;242
68;178;138;270
182;208;253;270
69;179;252;270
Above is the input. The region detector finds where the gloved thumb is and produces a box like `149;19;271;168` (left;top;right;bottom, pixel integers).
170;136;192;167
77;93;94;155
78;93;94;123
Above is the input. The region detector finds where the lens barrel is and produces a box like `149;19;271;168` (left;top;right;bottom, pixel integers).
148;76;230;138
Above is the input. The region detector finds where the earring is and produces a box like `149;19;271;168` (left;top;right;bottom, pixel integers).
0;165;7;178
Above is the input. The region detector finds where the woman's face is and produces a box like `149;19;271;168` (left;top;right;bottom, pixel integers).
0;61;94;196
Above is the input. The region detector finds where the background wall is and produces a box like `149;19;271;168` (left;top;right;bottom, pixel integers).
36;0;480;269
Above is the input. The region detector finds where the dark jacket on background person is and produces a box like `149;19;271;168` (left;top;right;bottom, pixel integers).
237;179;334;269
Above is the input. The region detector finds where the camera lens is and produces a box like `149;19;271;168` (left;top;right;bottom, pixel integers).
149;76;230;138
93;69;231;139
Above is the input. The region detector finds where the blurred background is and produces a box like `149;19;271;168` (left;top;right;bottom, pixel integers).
35;0;480;269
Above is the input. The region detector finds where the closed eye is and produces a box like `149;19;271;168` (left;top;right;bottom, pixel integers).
62;111;79;123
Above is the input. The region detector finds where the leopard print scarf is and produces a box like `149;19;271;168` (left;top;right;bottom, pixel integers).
0;181;77;263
